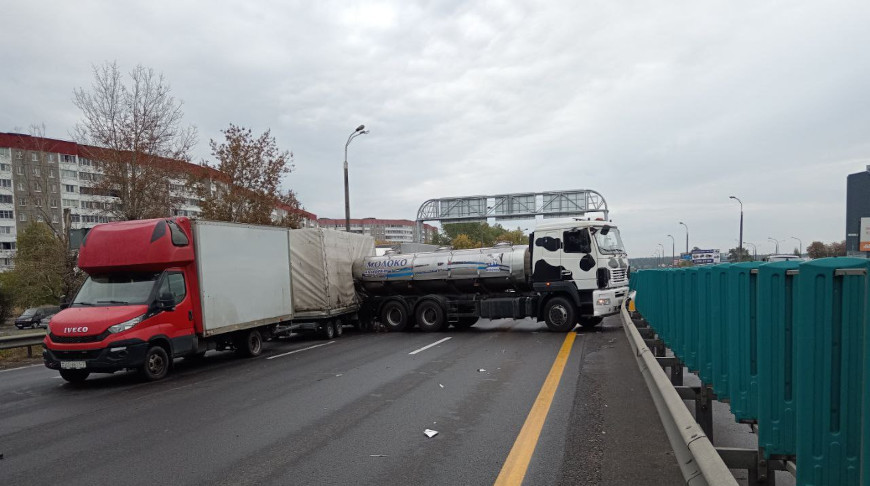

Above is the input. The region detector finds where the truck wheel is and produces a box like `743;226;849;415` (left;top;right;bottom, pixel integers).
453;317;478;330
141;345;170;381
579;316;604;328
333;320;343;337
544;297;577;332
59;369;90;383
236;329;264;357
416;300;446;332
380;300;410;332
322;321;335;339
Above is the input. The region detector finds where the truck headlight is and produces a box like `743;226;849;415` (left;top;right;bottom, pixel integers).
597;298;611;306
108;315;145;334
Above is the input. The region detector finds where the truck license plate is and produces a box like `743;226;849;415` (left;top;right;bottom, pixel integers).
60;361;86;370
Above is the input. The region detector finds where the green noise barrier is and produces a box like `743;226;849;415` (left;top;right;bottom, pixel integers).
630;257;870;486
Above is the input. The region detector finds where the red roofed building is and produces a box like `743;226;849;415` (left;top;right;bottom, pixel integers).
317;217;437;243
0;133;316;269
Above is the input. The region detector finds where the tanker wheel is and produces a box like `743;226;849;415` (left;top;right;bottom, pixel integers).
579;316;604;328
452;317;479;330
415;300;446;332
380;301;410;332
544;297;577;332
333;320;344;337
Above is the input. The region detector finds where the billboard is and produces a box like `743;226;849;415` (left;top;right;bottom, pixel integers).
541;191;588;217
861;217;870;251
691;249;721;265
438;198;486;222
492;194;536;219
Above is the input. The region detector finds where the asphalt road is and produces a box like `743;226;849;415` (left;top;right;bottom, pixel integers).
0;317;682;485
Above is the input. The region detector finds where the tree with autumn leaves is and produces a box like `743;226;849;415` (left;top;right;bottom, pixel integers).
73;62;302;228
191;124;302;228
436;222;527;249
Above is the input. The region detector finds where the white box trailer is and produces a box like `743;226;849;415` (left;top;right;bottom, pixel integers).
192;221;374;337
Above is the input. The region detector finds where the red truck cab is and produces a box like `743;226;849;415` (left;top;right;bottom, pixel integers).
44;217;203;383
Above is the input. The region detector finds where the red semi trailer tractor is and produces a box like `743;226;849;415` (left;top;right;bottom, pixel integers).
43;217;373;383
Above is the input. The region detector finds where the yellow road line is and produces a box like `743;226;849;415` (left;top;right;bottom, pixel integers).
494;332;577;486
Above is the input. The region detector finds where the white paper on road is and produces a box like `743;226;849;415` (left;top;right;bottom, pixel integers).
424;429;439;438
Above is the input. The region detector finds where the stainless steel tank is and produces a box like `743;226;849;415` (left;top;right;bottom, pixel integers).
354;244;531;295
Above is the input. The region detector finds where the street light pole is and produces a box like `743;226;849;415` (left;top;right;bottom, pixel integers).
745;242;757;261
666;234;675;267
729;196;743;261
790;236;803;257
344;124;369;232
768;237;780;254
679;222;689;253
658;243;665;268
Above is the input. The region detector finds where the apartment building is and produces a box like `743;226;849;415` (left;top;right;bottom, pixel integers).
0;133;316;269
317;217;436;243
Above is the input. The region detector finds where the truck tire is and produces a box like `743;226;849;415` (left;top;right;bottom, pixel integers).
452;317;479;330
141;345;170;381
322;321;335;339
333;320;343;337
380;300;410;332
544;297;577;332
579;316;604;328
415;300;446;332
59;369;90;383
236;329;264;357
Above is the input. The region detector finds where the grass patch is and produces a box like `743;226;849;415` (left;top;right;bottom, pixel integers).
0;346;44;369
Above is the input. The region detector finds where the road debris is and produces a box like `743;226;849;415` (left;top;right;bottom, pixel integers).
439;383;444;388
369;454;388;457
424;429;439;438
477;368;486;373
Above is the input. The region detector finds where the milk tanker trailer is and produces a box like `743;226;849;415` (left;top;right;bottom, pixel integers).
353;219;629;332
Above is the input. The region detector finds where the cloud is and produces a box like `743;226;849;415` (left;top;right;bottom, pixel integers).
1;0;868;257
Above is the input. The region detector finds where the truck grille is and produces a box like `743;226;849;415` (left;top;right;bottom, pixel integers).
50;349;102;360
49;331;109;344
610;268;628;285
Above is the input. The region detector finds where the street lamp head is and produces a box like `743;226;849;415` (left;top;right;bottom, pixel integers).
729;195;736;199
355;124;366;132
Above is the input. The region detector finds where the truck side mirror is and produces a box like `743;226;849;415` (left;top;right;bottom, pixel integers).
158;292;176;311
601;225;610;235
59;295;70;310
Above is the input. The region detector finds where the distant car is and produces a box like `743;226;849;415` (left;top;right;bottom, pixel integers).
39;314;55;329
15;306;61;330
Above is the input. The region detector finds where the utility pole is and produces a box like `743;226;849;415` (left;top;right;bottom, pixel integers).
344;124;369;232
679;222;689;253
730;196;743;261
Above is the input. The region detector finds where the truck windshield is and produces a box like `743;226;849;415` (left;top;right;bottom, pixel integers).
73;272;161;306
593;227;626;255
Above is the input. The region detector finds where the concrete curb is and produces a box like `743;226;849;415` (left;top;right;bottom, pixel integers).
620;301;737;486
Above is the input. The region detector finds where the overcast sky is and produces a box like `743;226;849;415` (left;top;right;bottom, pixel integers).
2;1;869;257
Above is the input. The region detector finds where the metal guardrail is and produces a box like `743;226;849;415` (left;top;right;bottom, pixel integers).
620;301;737;486
0;332;46;354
